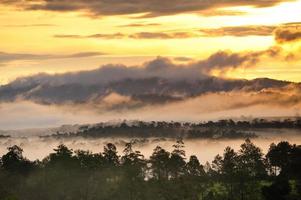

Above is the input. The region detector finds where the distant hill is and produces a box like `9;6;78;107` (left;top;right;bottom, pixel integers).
0;76;297;105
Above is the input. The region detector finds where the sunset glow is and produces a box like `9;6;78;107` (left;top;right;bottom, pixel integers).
0;0;301;129
0;0;301;84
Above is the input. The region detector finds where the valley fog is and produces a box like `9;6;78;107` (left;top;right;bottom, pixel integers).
1;128;300;163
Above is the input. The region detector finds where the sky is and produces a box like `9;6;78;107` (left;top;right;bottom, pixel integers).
0;0;301;129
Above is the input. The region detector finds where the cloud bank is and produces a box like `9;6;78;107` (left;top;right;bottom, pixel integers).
0;51;105;65
2;0;294;17
200;25;276;37
54;32;200;40
274;23;301;43
53;23;301;43
0;48;300;129
1;85;301;130
0;49;279;104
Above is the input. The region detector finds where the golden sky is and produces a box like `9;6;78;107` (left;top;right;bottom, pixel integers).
0;0;301;84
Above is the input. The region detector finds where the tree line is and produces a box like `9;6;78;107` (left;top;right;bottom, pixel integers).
43;118;301;139
0;139;300;200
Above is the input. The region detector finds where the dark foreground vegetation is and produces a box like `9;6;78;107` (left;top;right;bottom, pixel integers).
0;139;301;200
43;118;301;139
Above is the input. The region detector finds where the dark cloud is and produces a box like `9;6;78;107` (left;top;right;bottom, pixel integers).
66;52;105;58
54;23;301;41
87;33;126;39
3;56;207;87
194;22;300;44
118;23;161;27
5;50;263;87
1;48;299;124
54;33;126;39
195;47;283;72
130;32;197;39
274;24;301;43
0;52;50;63
54;34;83;39
196;51;259;71
54;31;200;40
2;0;294;17
0;51;105;64
199;9;246;16
0;48;288;106
200;25;276;37
173;57;194;62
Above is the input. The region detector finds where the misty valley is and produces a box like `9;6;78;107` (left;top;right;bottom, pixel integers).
1;0;301;199
0;119;301;200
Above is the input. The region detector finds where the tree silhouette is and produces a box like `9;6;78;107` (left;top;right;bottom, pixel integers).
186;155;204;177
103;143;120;166
266;141;292;177
169;138;186;179
150;146;170;180
221;146;238;199
121;142;146;178
0;140;300;200
1;145;33;174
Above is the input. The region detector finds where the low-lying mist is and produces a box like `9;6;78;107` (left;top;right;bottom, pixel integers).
1;129;300;163
1;86;301;130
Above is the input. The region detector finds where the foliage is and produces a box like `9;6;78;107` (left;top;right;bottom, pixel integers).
0;139;300;200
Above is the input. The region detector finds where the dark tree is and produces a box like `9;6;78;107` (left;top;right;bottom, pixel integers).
103;143;120;166
169;139;186;179
186;155;205;177
1;145;34;174
266;141;292;176
150;146;170;180
221;146;238;199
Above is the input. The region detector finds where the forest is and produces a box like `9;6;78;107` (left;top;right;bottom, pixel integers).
41;118;301;139
0;139;300;200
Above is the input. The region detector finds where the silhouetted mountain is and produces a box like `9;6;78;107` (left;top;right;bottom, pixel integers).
0;76;296;105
